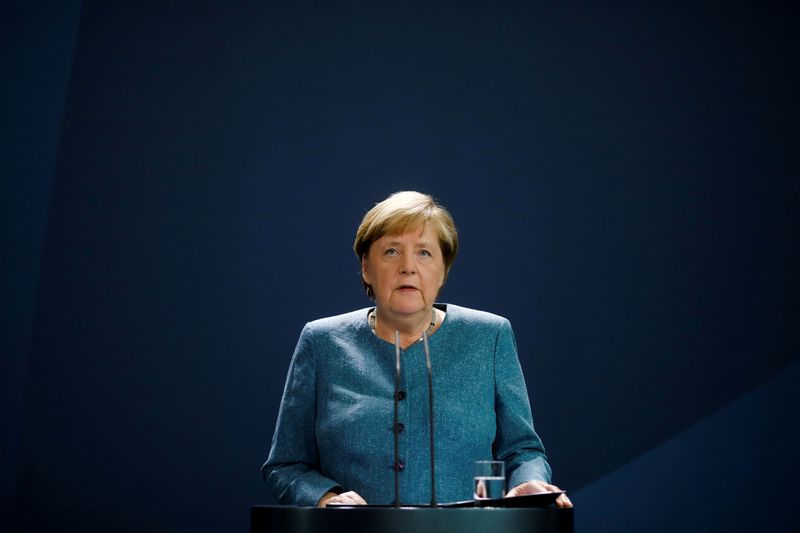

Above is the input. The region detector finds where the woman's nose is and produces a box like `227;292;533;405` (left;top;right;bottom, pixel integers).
399;255;416;274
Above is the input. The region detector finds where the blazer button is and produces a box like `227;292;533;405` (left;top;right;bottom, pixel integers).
393;422;405;434
395;390;407;401
391;460;405;472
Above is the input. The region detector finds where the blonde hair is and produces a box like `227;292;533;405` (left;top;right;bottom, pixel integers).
354;191;459;298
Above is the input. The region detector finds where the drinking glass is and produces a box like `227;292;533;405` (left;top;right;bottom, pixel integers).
473;461;505;506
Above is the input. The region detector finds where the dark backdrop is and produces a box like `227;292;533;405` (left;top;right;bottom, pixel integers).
3;1;798;532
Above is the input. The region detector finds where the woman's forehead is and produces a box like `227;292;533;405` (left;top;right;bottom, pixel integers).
379;224;437;242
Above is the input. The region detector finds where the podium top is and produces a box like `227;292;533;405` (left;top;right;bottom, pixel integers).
327;490;563;509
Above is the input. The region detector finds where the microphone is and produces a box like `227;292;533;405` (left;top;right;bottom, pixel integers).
394;331;401;508
422;330;437;507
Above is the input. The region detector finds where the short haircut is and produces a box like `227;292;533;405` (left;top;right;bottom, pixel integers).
354;191;459;298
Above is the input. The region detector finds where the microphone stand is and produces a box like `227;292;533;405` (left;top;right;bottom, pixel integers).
393;331;401;508
422;330;437;507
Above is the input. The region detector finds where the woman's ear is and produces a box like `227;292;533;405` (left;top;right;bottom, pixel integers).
361;255;371;285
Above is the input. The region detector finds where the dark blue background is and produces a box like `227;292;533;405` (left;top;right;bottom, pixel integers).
3;1;798;532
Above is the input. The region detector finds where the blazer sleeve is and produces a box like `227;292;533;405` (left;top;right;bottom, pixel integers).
260;324;343;506
492;319;553;489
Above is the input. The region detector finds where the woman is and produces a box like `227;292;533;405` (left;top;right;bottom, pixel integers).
261;191;571;508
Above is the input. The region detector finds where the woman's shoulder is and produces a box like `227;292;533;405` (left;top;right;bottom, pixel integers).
442;303;511;329
302;308;372;337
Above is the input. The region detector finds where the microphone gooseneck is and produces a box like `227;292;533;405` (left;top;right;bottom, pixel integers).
393;331;401;508
422;330;437;507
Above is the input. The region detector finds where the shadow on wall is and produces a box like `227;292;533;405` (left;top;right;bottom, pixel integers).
573;360;800;532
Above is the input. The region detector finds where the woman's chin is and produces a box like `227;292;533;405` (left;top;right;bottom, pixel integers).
384;302;427;318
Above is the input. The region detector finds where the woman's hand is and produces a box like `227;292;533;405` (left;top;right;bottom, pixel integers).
506;480;573;508
318;490;368;507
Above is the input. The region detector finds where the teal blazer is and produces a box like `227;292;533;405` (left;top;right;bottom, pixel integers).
261;304;551;506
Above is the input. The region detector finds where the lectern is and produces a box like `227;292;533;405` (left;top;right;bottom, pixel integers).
251;506;573;533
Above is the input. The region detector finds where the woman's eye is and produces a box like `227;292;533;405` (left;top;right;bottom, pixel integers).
384;248;398;256
419;249;432;257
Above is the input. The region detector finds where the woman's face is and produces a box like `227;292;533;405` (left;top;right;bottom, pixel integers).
362;225;445;321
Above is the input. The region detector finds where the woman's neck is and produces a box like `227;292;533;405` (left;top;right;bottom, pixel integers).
372;307;439;349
